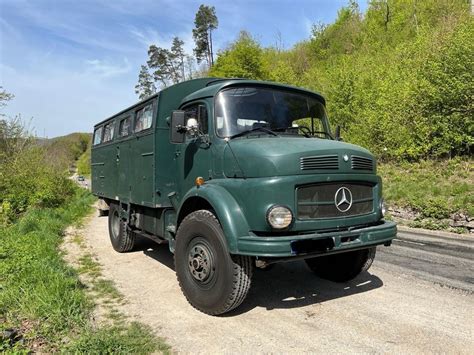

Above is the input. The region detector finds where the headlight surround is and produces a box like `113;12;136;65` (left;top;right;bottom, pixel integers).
380;198;386;217
267;205;293;229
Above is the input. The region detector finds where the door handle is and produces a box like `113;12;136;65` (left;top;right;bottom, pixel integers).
175;150;181;157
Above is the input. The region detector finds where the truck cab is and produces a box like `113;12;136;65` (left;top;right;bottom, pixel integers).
91;78;396;315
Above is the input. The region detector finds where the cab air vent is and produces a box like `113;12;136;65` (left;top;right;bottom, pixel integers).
300;155;339;171
351;156;373;171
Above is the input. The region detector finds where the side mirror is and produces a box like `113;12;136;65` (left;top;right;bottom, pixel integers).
170;110;186;144
334;125;342;141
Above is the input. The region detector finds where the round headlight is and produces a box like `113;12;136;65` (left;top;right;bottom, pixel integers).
380;198;386;217
267;205;293;229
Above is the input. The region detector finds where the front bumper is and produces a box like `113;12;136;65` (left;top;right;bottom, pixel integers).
237;220;396;258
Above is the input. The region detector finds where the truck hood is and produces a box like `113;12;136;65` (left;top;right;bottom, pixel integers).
223;137;375;178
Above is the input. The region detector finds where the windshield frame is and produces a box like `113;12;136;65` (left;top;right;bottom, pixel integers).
213;85;332;140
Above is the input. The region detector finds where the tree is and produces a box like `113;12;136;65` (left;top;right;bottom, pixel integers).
210;31;267;80
0;87;14;110
135;65;157;100
144;37;189;90
192;4;218;67
171;37;186;80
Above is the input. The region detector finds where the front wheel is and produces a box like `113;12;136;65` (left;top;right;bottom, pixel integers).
305;247;376;282
174;210;253;315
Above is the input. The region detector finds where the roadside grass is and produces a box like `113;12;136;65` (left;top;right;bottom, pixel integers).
379;158;473;229
0;188;168;353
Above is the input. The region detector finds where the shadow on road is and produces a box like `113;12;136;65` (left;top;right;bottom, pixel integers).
230;264;383;315
133;237;384;315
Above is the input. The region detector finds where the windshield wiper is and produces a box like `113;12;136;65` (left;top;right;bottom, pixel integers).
229;127;279;140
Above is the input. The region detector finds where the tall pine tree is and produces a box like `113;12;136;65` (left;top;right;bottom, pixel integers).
192;5;218;67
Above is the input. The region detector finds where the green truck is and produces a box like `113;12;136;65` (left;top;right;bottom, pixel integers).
91;78;396;315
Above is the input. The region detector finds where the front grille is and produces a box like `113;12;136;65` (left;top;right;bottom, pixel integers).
300;155;338;171
297;182;374;219
351;156;373;171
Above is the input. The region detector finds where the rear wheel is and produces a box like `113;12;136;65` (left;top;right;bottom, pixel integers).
175;210;253;315
305;247;376;282
108;203;135;252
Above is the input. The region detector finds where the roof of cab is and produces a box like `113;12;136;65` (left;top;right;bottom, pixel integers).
180;78;326;106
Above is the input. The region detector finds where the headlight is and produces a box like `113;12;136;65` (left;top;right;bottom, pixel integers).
380;198;386;217
267;205;293;229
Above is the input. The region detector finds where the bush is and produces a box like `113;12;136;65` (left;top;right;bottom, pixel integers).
0;117;79;224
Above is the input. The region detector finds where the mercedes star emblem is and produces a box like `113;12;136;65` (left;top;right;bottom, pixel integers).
335;187;353;212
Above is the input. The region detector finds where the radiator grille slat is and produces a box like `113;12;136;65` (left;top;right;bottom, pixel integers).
300;155;338;171
297;182;374;219
351;156;374;171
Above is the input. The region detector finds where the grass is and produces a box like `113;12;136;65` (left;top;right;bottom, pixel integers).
379;158;473;226
0;188;169;353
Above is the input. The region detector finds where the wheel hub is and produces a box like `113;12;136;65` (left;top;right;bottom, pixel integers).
188;244;213;282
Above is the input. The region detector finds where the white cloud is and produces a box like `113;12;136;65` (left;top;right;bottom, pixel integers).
84;58;132;78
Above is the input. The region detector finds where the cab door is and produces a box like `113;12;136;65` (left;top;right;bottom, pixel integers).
176;102;212;197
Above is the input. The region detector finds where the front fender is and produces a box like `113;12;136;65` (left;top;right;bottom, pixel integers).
178;183;251;253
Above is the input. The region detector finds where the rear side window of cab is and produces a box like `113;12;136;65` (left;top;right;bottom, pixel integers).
135;104;153;132
119;116;131;137
103;121;115;143
93;126;103;145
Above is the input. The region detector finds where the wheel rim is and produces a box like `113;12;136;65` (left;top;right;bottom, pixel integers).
187;239;215;283
111;210;120;240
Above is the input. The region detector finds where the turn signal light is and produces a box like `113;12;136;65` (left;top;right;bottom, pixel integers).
195;177;205;187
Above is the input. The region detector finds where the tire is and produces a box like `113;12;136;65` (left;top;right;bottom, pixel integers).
174;210;253;315
108;203;135;253
305;247;376;282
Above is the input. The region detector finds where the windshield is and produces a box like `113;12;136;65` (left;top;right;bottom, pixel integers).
215;86;331;139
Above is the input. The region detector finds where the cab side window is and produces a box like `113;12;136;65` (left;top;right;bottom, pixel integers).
119;116;131;137
184;104;208;134
93;127;103;145
103;121;115;142
135;104;153;132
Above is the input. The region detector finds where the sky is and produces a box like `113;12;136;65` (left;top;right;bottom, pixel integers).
0;0;366;138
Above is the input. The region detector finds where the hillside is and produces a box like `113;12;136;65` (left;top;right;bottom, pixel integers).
37;132;92;172
210;0;473;161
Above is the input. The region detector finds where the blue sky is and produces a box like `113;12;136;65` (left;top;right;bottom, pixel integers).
0;0;366;137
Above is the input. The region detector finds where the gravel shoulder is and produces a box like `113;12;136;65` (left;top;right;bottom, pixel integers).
78;213;474;353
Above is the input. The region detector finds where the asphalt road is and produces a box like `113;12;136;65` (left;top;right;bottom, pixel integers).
377;229;474;293
77;215;474;353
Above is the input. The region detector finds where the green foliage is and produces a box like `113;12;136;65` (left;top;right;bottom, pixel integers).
0;190;166;353
210;31;268;79
135;65;157;99
77;142;91;177
379;158;473;218
210;0;472;161
0;115;90;224
0;190;94;350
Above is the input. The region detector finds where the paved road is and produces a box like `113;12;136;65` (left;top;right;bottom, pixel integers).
377;230;474;293
78;215;474;353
